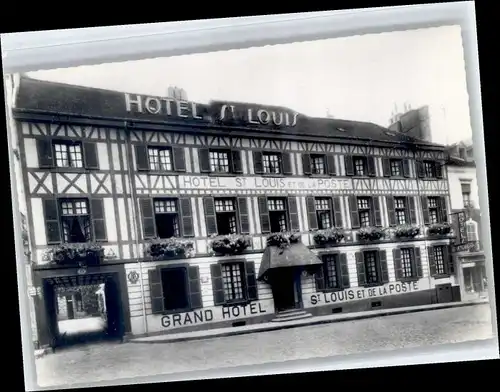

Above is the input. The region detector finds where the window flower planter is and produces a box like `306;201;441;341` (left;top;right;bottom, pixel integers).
394;224;420;239
209;234;251;256
50;243;105;266
145;237;195;260
266;232;301;250
428;223;452;236
313;228;345;246
357;226;387;242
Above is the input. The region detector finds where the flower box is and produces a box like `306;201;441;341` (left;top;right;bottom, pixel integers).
428;223;452;236
145;237;195;260
266;232;301;249
313;228;345;246
394;224;420;239
357;226;387;242
51;243;104;266
210;234;251;256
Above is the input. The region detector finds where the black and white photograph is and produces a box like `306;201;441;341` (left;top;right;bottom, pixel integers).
2;3;498;390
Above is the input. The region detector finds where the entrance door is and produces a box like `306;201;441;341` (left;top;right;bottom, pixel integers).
66;296;75;320
104;277;124;338
271;268;300;312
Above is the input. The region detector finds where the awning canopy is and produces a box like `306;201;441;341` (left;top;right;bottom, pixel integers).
257;243;323;281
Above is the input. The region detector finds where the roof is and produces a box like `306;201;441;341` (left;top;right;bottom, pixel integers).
447;156;476;167
13;76;445;149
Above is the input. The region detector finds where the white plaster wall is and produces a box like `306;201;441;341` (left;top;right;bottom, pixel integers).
447;166;480;210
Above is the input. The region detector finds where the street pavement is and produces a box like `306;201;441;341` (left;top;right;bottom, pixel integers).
35;304;494;388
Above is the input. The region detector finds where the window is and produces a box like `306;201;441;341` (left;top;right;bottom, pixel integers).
364;251;379;284
54;141;84;168
390;159;402;176
262;152;282;174
357;197;372;227
400;248;414;278
148;147;172;171
153;199;180;238
394;197;407;225
161;267;189;312
433;246;446;275
221;262;246;303
428;197;439;224
315;198;333;229
466;220;478;242
311;155;326;175
461;183;472;207
60;199;91;243
354;156;367;176
323;254;341;290
209;150;231;173
214;198;238;235
268;198;288;232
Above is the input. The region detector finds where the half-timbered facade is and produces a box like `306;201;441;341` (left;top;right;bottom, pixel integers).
12;76;461;345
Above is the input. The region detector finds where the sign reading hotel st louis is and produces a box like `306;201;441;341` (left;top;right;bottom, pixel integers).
124;93;299;127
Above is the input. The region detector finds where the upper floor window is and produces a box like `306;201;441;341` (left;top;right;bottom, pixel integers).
349;195;382;229
42;197;107;244
311;155;326;175
214;198;238;235
417;160;442;179
422;196;447;225
394;197;407;225
357;197;372;227
268;198;288;232
390;159;402;176
466;220;478;242
315;198;332;229
354;156;367;176
36;138;99;170
198;148;242;174
148;147;172;171
382;158;410;178
253;151;292;176
263;152;282;174
202;197;249;236
302;153;336;176
153;199;180;238
345;155;376;177
306;196;343;230
461;182;472;208
257;196;300;234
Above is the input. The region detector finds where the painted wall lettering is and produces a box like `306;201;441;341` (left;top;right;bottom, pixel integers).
309;281;420;306
221;302;267;319
161;309;214;328
179;175;352;191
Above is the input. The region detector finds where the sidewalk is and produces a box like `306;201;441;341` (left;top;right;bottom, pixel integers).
129;299;489;344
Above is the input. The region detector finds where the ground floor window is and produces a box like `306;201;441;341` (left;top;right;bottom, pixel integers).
221;262;246;302
463;264;487;294
160;267;189;312
211;261;258;306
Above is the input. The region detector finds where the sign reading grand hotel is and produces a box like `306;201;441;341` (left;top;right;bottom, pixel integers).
179;175;352;191
124;93;299;127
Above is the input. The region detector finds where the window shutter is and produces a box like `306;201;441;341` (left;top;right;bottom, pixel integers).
393;248;403;281
445;245;454;275
407;196;417;224
327;154;336;176
435;162;443;178
253;151;264;174
349;195;360;229
402;159;411;178
231;150;243;174
258;196;270;233
355;252;366;286
302;154;311;175
288;196;300;231
139;198;156;239
421;196;430;225
134;145;149;171
315;262;326;292
172;147;186;172
439;196;448;223
306;196;318;230
373;197;382;227
339;253;350;289
416;160;425;178
245;261;258;301
344;155;354;176
37;139;54;168
179;198;194;237
210;263;225;306
83;142;99;170
43;198;61;244
203;197;218;235
379;250;389;283
90;199;107;241
198;148;211;173
367;156;376;177
414;247;423;278
282;153;293;175
188;266;202;309
332;197;343;228
237;197;250;234
382;158;391;177
428;246;437;277
148;268;164;314
386;196;396;226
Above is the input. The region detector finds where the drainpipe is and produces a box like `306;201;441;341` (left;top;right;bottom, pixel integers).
124;122;148;335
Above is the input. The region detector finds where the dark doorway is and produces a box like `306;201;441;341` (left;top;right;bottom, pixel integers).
66;296;75;320
271;268;301;312
436;283;453;303
161;267;189;312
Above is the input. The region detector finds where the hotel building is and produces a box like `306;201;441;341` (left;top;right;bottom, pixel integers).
11;76;460;348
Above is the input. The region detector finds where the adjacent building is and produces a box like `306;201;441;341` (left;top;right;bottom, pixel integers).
11;76;460;348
